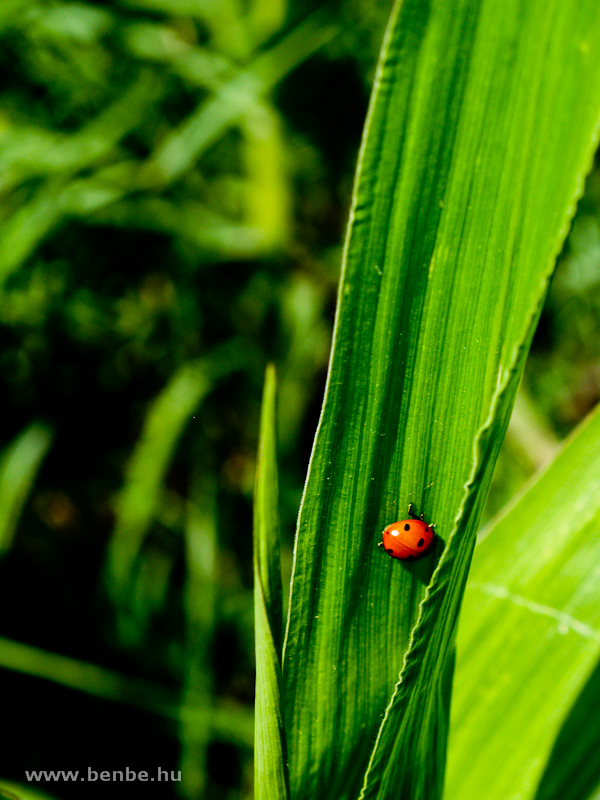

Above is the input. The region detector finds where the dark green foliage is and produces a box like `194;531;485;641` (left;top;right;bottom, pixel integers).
0;1;377;796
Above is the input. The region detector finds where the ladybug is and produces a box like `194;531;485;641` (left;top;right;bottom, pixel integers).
378;504;436;561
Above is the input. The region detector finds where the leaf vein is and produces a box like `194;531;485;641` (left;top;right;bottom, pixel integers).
473;582;600;639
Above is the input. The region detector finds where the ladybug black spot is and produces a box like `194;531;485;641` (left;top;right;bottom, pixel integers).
404;523;410;531
417;538;425;547
386;548;393;554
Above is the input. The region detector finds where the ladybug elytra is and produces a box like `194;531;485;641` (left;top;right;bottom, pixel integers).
378;504;435;561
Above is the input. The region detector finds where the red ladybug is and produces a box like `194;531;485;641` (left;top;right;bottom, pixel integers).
378;504;435;561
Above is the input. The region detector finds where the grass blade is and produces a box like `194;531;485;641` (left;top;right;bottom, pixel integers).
446;401;600;800
0;423;53;557
0;634;253;743
105;341;247;607
179;472;218;798
137;10;337;189
253;364;289;800
0;781;57;800
105;360;213;604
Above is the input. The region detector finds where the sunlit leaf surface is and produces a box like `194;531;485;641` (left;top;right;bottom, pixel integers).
254;366;289;800
447;403;600;800
281;1;600;798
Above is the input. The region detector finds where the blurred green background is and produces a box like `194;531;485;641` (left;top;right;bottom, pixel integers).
0;1;599;798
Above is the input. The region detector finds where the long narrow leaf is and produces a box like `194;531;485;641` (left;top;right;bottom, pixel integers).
104;340;250;604
282;1;600;798
0;634;253;743
105;360;212;601
138;10;337;188
179;472;218;797
446;401;600;800
254;365;289;799
0;423;52;557
0;781;56;800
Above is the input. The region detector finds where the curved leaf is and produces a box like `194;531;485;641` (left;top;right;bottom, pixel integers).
447;402;600;800
0;422;53;557
105;359;213;601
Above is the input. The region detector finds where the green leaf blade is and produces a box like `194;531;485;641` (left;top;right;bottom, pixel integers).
447;403;600;800
254;364;283;654
253;365;289;800
105;360;212;601
0;422;53;557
